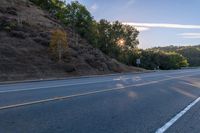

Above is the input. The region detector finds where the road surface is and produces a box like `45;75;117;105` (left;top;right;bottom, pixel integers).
0;69;200;133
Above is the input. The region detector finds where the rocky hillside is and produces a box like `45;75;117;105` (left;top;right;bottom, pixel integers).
0;0;143;81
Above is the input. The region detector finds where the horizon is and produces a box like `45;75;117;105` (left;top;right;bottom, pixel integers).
66;0;200;49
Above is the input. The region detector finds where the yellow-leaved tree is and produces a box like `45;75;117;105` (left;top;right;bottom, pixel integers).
50;28;68;62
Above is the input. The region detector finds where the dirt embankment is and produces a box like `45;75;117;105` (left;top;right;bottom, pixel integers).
0;0;144;81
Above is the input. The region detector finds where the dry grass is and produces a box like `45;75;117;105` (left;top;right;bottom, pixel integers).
0;0;144;82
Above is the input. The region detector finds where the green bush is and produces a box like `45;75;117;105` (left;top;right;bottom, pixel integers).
140;50;189;70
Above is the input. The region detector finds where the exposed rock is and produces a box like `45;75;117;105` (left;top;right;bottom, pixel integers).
33;37;49;47
6;7;17;15
75;63;92;72
107;59;122;72
65;64;75;72
39;32;50;39
29;32;37;37
0;8;5;13
10;31;27;39
0;16;17;30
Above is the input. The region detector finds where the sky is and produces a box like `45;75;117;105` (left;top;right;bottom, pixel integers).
66;0;200;49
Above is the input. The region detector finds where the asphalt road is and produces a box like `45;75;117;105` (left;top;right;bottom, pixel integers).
0;69;200;133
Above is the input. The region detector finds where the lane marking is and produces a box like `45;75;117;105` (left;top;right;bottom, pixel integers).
0;73;198;110
0;79;120;94
155;97;200;133
0;70;186;86
0;70;199;94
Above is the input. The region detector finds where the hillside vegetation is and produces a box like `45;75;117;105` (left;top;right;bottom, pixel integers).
0;0;143;81
30;0;140;65
0;0;194;81
151;45;200;67
29;0;189;70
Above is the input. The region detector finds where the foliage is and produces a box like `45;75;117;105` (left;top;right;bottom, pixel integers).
31;0;191;70
151;45;200;67
96;19;139;62
178;47;200;67
139;50;189;70
50;28;68;62
62;1;99;46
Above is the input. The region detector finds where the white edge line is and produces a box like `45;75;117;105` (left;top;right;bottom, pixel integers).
0;74;198;110
0;80;118;94
0;69;190;87
0;70;199;94
155;97;200;133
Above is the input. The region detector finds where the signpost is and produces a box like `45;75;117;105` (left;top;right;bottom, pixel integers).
136;58;141;67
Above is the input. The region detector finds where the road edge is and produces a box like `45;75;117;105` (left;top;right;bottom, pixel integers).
0;70;155;85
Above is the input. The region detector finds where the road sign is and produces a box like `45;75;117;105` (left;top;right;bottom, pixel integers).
136;58;141;65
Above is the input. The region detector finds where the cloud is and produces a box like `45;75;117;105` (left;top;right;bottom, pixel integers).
135;26;150;31
65;0;76;3
126;0;136;6
178;33;200;39
123;22;200;30
123;22;200;29
90;3;98;12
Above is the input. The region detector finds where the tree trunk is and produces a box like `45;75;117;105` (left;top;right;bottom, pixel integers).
76;34;78;45
58;41;62;62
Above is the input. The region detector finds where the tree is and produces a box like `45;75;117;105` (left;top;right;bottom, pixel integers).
178;47;200;67
50;28;68;62
96;19;112;54
151;45;200;67
123;24;139;50
96;20;139;62
140;50;189;70
64;1;95;44
31;0;141;66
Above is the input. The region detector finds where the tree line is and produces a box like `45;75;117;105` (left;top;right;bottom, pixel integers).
30;0;189;70
151;45;200;67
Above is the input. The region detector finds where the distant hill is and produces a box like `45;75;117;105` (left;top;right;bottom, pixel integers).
151;45;200;67
0;0;143;81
